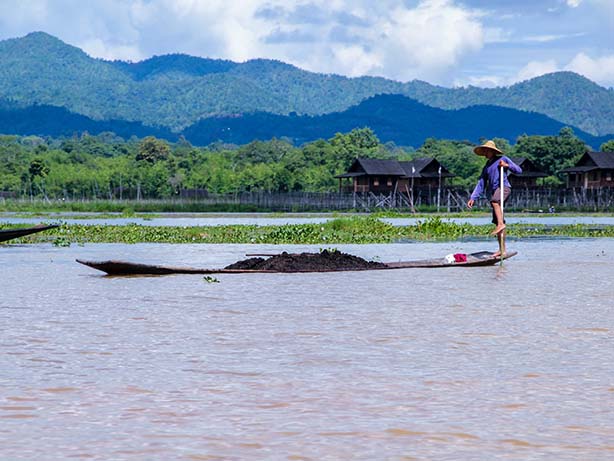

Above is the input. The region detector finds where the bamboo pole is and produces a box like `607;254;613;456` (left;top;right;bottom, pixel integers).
500;165;505;265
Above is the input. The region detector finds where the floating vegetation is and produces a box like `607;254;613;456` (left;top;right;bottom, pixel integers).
3;217;614;245
52;235;71;247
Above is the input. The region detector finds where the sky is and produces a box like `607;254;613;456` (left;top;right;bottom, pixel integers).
0;0;612;88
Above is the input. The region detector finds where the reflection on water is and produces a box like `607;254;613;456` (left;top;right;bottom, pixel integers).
1;239;614;460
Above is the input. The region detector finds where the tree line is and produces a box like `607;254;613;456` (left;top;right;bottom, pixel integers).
1;127;613;201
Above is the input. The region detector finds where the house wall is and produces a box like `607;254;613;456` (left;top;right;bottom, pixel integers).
509;177;540;188
350;176;449;193
566;170;614;188
353;176;398;193
398;178;444;189
588;170;614;188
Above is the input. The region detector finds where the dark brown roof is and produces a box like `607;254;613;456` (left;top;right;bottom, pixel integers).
561;151;614;173
336;157;454;179
350;158;406;175
510;157;547;178
586;151;614;168
335;172;365;178
399;158;453;178
560;165;598;173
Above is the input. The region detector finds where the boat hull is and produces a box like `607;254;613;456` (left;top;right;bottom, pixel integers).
77;251;517;276
0;224;59;243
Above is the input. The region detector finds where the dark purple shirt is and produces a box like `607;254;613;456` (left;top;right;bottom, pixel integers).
470;155;522;201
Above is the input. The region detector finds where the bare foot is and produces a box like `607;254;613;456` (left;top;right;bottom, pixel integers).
493;251;506;258
490;223;506;235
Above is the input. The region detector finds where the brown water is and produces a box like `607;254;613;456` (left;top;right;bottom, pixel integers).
1;240;614;460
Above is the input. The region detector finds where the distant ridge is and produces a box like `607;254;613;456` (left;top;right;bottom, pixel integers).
410;72;614;136
0;100;173;140
182;94;611;148
110;54;238;80
1;32;614;139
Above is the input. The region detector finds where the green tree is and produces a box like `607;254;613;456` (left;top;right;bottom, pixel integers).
136;136;170;163
236;139;294;164
28;158;50;199
600;139;614;152
329;127;380;172
417;139;481;187
514;128;587;181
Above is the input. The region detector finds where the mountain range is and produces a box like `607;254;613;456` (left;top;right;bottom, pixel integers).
182;95;611;148
1;31;613;147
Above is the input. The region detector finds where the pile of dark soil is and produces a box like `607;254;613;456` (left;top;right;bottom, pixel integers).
224;250;387;272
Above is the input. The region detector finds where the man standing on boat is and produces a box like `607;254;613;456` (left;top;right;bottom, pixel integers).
467;140;522;257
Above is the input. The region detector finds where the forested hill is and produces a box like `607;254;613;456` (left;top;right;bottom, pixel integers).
403;72;614;137
182;94;610;149
1;32;614;136
0;94;611;149
0;101;173;140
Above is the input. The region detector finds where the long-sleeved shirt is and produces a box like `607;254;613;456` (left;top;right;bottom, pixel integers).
470;155;522;201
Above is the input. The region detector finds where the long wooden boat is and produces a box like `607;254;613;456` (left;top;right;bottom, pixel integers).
0;224;59;243
76;251;517;276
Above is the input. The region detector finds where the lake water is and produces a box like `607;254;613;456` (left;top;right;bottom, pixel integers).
1;239;614;460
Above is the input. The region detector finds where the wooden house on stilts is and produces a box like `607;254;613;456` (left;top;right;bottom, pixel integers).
335;157;454;209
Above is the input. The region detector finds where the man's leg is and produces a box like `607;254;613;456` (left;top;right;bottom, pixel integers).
493;229;506;257
490;201;506;235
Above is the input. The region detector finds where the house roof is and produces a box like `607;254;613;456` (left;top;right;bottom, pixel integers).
510;157;547;178
561;151;614;174
585;151;614;168
350;158;406;176
335;172;365;178
560;165;598;173
335;157;454;179
399;158;454;178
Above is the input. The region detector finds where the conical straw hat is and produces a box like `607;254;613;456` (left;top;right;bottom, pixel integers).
473;140;503;156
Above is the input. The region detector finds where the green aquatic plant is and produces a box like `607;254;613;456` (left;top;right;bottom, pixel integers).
410;217;481;240
52;235;71;247
5;215;614;244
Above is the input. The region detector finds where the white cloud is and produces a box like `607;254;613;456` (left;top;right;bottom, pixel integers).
503;53;614;87
455;75;506;88
80;38;144;62
566;53;614;86
329;44;382;78
522;32;585;43
515;60;560;82
287;0;486;82
567;0;582;7
374;0;484;81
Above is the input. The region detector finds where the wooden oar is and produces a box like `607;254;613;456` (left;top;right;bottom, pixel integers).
499;164;505;265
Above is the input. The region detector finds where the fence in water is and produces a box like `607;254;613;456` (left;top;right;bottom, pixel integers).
175;188;614;212
3;187;614;212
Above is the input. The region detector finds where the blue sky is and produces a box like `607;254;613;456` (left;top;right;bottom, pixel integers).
0;0;612;88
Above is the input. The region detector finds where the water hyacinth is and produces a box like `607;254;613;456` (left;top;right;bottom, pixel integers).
3;217;614;245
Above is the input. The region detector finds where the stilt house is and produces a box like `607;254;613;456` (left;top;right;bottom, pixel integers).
561;151;614;188
336;157;453;193
508;157;548;187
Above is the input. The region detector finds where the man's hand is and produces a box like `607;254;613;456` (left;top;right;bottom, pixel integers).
467;199;475;209
499;159;509;168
